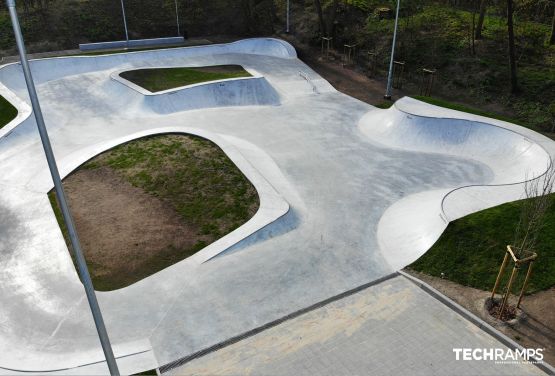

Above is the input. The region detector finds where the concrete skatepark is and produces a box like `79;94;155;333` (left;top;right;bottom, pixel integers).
0;38;554;374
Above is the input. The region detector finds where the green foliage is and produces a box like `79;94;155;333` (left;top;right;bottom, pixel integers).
48;191;70;253
374;100;394;108
120;65;251;92
354;3;554;132
0;94;17;128
410;194;555;293
0;0;252;53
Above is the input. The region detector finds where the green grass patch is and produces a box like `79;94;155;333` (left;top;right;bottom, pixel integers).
93;135;259;237
411;95;521;124
410;194;555;293
50;134;259;291
119;65;251;92
374;100;394;109
0;94;17;128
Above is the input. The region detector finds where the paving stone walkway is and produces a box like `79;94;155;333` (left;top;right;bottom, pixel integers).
168;275;544;376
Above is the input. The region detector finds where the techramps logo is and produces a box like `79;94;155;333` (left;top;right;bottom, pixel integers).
453;348;544;365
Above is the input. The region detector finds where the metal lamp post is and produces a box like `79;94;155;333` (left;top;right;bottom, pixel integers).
5;1;120;375
120;0;129;42
384;0;401;100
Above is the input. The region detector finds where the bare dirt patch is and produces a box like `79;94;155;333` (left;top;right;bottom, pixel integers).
405;269;555;366
61;166;206;291
298;47;395;106
51;134;259;291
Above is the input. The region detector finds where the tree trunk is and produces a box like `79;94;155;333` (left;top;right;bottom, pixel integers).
550;6;555;45
475;0;487;39
470;0;477;55
314;0;327;36
326;0;340;40
507;0;518;93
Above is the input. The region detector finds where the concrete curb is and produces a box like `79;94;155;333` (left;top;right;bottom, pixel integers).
30;126;291;266
109;66;263;96
399;270;555;375
158;272;399;373
79;37;186;51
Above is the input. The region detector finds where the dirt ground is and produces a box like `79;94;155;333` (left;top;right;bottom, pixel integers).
296;44;398;105
54;134;258;291
289;37;535;123
63;166;208;291
406;269;555;366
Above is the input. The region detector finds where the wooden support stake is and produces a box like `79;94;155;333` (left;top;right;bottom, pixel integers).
321;36;332;59
392;61;405;89
367;51;377;76
517;260;534;308
498;265;518;319
491;251;509;299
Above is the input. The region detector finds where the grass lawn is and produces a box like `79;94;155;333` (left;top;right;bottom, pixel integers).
376;96;519;125
119;65;251;92
50;134;259;290
373;101;394;109
409;194;555;294
411;95;521;125
0;94;17;128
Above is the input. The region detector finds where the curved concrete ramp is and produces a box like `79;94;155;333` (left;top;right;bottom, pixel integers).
111;68;281;114
359;97;551;185
360;97;554;270
0;38;554;374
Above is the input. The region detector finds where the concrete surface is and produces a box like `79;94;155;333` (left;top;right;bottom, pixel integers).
166;274;543;376
79;37;186;51
110;66;280;112
0;38;553;374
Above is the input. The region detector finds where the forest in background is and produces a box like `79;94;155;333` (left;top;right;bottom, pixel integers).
0;0;553;131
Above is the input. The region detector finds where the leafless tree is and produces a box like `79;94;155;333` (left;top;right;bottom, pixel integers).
513;165;555;258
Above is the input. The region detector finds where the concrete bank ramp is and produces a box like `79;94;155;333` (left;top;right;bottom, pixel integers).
110;67;280;114
1;37;554;374
359;97;554;270
0;38;296;91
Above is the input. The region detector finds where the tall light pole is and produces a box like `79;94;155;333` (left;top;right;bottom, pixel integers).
286;0;290;33
5;1;120;375
384;0;400;100
120;0;129;42
174;0;180;36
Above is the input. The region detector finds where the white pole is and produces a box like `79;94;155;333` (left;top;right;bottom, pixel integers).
286;0;290;33
174;0;180;36
5;0;120;375
120;0;129;42
385;0;400;99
